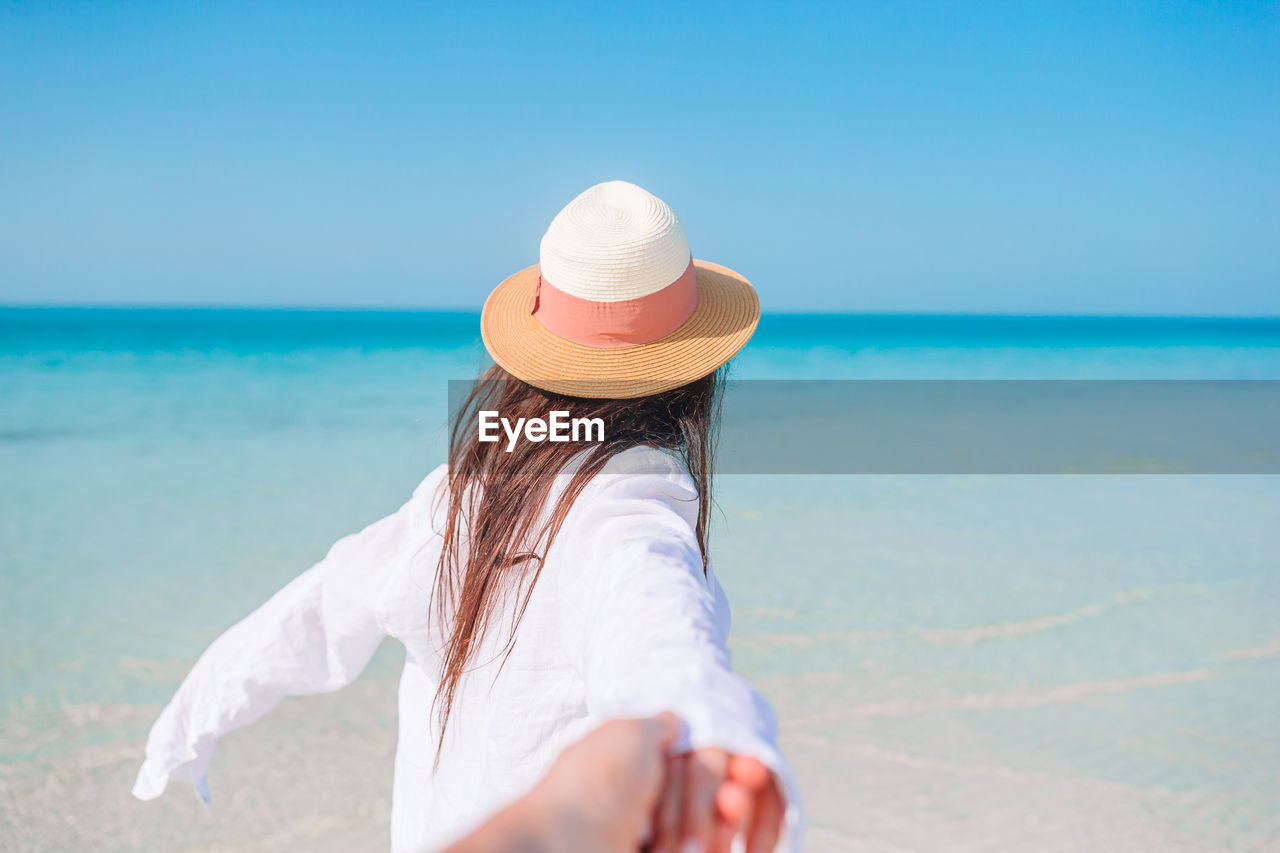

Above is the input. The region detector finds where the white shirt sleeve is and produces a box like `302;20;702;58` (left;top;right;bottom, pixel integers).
554;453;804;853
131;471;439;806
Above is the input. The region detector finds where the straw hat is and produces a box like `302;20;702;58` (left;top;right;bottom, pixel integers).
480;180;760;399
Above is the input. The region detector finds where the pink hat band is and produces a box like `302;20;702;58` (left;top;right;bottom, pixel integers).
530;257;699;349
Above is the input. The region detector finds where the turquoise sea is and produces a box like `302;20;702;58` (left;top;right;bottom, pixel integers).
2;308;1280;851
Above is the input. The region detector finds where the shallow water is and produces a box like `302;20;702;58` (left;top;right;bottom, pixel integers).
2;309;1278;850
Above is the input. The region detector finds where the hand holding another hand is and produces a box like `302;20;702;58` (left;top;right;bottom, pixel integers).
445;713;785;853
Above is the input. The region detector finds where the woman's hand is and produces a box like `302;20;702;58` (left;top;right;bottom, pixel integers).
650;747;784;853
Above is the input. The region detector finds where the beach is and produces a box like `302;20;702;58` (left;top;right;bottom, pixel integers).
2;309;1279;851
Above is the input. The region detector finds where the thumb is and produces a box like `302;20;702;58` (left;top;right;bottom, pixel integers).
642;711;682;751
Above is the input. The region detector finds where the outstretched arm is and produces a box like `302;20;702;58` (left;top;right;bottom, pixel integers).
132;470;439;805
556;460;803;853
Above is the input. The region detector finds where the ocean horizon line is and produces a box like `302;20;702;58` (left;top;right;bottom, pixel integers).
3;304;1280;323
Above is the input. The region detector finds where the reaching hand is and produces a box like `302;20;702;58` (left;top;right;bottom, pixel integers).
444;714;785;853
538;713;684;852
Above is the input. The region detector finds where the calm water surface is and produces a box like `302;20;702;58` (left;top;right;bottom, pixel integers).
2;308;1278;848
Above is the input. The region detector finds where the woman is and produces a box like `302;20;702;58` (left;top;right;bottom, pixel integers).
133;181;800;852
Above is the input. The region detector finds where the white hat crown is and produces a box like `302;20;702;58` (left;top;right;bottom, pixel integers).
538;180;692;303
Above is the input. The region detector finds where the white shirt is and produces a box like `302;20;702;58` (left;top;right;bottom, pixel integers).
132;445;802;852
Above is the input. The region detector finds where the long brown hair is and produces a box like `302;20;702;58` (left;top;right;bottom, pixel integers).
431;363;722;750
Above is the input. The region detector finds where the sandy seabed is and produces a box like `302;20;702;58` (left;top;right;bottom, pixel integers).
3;673;1271;853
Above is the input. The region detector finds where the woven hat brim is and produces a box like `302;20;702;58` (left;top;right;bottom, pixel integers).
480;259;760;399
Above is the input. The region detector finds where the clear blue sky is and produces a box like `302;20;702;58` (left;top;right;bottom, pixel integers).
1;1;1277;314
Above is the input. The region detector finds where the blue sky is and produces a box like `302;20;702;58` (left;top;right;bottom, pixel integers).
1;1;1277;314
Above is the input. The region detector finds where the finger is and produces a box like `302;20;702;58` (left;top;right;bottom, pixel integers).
684;748;727;851
745;778;784;853
714;779;751;826
653;752;688;853
646;711;682;751
712;816;738;853
726;755;771;793
713;781;751;853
